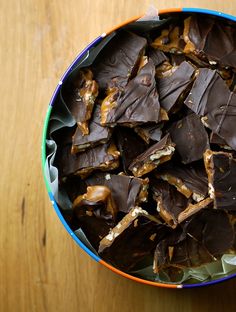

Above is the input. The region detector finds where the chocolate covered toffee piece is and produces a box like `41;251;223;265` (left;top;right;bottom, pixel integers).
210;132;232;150
100;59;160;126
129;134;175;177
185;68;236;150
151;180;189;228
156;163;208;201
98;207;168;271
65;69;99;135
183;15;236;68
148;47;168;66
204;150;236;211
154;209;234;272
58;142;120;179
151;179;212;227
134;123;163;144
156;61;196;112
115;127;147;172
152;24;185;53
85;172;149;213
72;186;117;249
93;31;147;90
170;113;210;164
71;105;111;154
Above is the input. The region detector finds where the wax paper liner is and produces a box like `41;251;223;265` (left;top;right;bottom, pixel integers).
44;8;236;284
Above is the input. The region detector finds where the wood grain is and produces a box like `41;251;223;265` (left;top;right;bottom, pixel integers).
0;0;236;311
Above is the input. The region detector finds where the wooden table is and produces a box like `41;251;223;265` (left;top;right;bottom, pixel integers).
1;0;236;311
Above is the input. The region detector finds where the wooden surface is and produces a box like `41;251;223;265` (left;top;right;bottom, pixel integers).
1;0;236;311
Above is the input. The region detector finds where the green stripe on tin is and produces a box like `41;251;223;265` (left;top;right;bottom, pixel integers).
41;105;53;193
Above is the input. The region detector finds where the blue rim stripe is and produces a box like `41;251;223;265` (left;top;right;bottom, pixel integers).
182;8;236;22
49;35;103;106
48;192;101;262
182;272;236;288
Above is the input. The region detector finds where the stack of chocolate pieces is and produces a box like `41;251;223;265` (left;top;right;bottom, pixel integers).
54;14;236;281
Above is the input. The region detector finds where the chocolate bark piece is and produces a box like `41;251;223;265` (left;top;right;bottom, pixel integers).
65;69;99;135
153;227;213;272
134;123;163;144
151;180;189;228
170;113;210;164
184;68;236;150
156;163;208;201
184;68;222;116
115;127;147;173
154;208;232;272
182;209;234;256
151;24;185;54
92;31;147;90
156;61;196;112
203;150;236;211
57;142;120;179
100;59;160;127
85;172;149;213
73;185;117;221
71;105;112;154
147;47;168;66
169;54;186;66
210;132;233;150
98;207;168;271
128;134;175;177
183;15;236;68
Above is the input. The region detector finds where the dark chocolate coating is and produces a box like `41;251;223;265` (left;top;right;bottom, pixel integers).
152;180;188;224
115;127;147;173
85;172;147;213
154;227;213;269
158;162;208;196
183;209;234;255
56;142;118;178
104;59;160;126
134;123;163;144
148;47;168;66
72;105;111;152
210;152;236;211
129;134;174;172
186;15;236;68
156;61;195;112
170;113;210;164
93;31;147;90
99;220;169;271
210;132;228;146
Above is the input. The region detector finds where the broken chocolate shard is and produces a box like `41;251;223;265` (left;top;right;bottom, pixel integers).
183;15;236;68
156;162;208;201
152;24;185;54
115;127;147;173
93;31;147;90
151;179;189;228
98;206;168;271
184;68;236;150
147;47;168;66
129;134;175;177
182;209;234;256
85;172;149;213
170;113;210;164
71;105;112;154
100;59;160;127
156;61;196;112
57;141;120;179
204;150;236;211
64;68;99;135
153;227;213;272
134;123;163;144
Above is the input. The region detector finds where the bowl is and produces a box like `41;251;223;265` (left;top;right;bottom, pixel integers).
42;7;236;289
